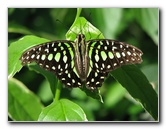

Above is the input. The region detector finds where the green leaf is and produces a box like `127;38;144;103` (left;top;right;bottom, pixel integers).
141;64;158;85
28;64;58;98
81;85;103;103
111;65;158;120
38;99;88;121
8;35;50;78
66;17;104;41
104;82;126;108
134;8;158;45
8;35;62;99
37;80;54;103
8;22;33;35
75;8;82;20
84;8;124;39
8;22;59;40
8;78;43;121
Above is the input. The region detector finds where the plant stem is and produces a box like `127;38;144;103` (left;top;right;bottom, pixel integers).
54;80;62;101
74;8;82;23
76;8;82;18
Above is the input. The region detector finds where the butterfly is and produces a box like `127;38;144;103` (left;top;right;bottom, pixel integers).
20;34;143;90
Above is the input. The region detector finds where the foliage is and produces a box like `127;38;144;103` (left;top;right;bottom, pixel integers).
8;8;158;121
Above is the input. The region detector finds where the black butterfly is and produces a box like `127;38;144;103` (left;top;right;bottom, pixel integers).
20;34;143;90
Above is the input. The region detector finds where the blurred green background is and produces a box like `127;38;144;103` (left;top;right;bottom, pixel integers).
8;8;158;121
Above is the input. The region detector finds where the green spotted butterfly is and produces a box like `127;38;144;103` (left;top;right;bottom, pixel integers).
20;33;143;90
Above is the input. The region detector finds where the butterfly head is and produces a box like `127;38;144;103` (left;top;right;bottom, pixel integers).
76;34;85;44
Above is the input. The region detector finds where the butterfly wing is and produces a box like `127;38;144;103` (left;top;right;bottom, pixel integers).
20;40;82;88
86;39;143;89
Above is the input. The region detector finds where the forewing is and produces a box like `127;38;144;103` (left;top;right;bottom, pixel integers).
20;40;82;88
86;39;143;89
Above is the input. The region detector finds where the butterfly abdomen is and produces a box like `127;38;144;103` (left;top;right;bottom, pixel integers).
74;34;90;82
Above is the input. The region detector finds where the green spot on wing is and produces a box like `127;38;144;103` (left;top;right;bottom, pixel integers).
96;49;98;54
63;55;67;63
60;46;64;50
71;60;74;68
97;45;101;49
87;66;92;77
64;43;74;59
88;42;97;58
63;50;66;55
108;52;114;59
48;54;53;61
95;54;99;62
101;51;107;61
58;43;61;47
55;52;61;62
116;52;121;58
90;60;93;66
90;42;97;47
89;47;93;58
73;67;79;78
41;54;46;60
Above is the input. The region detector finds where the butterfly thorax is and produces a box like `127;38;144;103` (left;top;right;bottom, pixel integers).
74;34;90;82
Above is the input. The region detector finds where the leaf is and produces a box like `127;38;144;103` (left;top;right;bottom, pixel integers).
8;35;64;98
28;64;58;97
134;8;158;45
8;78;43;121
111;65;158;120
8;35;50;78
38;99;88;121
66;17;104;41
104;82;126;108
84;8;124;39
81;85;103;103
141;64;158;84
37;80;54;103
100;8;123;39
8;22;33;35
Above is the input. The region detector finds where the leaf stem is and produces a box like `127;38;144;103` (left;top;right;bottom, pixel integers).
74;8;82;23
77;8;82;18
54;80;62;101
